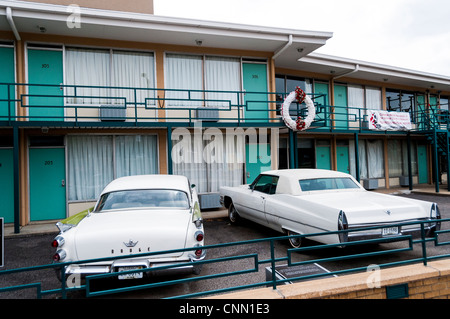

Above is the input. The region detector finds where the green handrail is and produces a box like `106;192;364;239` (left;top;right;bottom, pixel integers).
3;82;447;132
0;218;448;299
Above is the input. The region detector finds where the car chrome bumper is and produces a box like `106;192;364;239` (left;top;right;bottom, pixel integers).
345;222;439;243
56;255;205;281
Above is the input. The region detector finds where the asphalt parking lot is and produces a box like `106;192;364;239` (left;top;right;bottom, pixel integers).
1;192;450;299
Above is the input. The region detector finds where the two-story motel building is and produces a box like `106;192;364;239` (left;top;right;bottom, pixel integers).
1;0;450;233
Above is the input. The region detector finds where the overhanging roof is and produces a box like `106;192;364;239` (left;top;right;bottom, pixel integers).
298;53;450;92
0;0;332;60
1;1;449;92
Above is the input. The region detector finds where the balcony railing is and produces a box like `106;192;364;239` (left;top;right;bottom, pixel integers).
0;218;449;299
1;83;448;132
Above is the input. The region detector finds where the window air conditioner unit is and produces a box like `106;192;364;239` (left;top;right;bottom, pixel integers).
399;176;410;187
363;179;378;190
100;105;126;121
198;193;222;210
196;108;219;122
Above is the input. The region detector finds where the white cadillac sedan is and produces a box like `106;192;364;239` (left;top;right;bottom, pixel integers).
52;175;205;282
220;169;441;248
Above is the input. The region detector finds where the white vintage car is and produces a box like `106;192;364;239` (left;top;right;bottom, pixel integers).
52;174;205;282
220;169;441;248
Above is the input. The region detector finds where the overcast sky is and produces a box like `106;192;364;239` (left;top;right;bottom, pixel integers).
154;0;450;77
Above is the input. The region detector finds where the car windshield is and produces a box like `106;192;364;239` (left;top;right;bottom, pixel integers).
299;177;360;191
95;189;190;212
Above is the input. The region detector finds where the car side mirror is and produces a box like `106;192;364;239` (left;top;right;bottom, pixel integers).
191;184;196;188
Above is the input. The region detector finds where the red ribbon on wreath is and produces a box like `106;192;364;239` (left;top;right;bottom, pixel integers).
294;87;307;130
295;87;306;104
296;117;306;130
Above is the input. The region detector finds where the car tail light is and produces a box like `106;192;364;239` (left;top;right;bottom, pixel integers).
194;231;204;242
51;236;65;248
429;203;441;232
338;211;348;243
53;249;66;262
194;219;203;228
195;249;202;257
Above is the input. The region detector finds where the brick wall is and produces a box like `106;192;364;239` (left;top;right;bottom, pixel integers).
17;0;154;14
206;259;450;300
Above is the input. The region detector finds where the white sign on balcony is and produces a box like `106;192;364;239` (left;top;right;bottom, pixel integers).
368;110;412;131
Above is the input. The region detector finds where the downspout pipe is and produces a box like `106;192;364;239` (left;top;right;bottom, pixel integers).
332;64;359;80
6;7;21;41
272;34;292;60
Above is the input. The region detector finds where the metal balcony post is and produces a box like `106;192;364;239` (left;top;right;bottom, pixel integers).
433;129;439;193
447;130;450;191
167;125;173;174
288;129;295;169
13;125;20;234
354;133;360;182
407;132;413;191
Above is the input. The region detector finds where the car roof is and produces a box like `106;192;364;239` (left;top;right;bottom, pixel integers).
262;169;352;180
259;169;362;195
100;174;191;194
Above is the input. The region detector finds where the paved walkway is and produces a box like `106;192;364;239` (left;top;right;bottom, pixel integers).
3;185;450;238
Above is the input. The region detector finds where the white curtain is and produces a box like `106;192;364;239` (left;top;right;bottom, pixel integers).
111;51;155;106
388;140;402;177
165;54;203;107
366;87;382;110
172;131;207;192
349;139;384;179
347;85;364;121
115;135;158;178
172;130;244;193
68;135;114;201
68;135;159;201
367;140;384;178
65;48;155;106
402;140;418;175
205;56;241;107
65;48;110;104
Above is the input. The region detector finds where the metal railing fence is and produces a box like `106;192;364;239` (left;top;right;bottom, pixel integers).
0;218;449;299
1;82;447;132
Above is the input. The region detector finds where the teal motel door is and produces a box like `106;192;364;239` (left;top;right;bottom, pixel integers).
336;145;350;174
0;46;15;120
242;63;268;122
29;147;66;221
27;48;64;121
245;142;271;184
333;84;349;129
417;144;428;184
316;140;331;170
0;149;14;223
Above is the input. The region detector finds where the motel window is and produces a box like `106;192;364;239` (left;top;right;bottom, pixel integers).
65;48;156;106
349;139;385;179
387;139;418;177
172;130;244;193
165;54;241;107
275;75;313;115
347;85;382;117
386;89;415;113
67;135;158;201
440;96;449;112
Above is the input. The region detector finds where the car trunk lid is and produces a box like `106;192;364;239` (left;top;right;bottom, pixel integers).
301;191;427;225
73;209;191;261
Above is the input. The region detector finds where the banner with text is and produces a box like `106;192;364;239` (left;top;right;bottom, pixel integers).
368;110;412;131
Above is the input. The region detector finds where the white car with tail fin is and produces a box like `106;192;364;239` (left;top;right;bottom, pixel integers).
52;174;205;282
220;169;441;248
